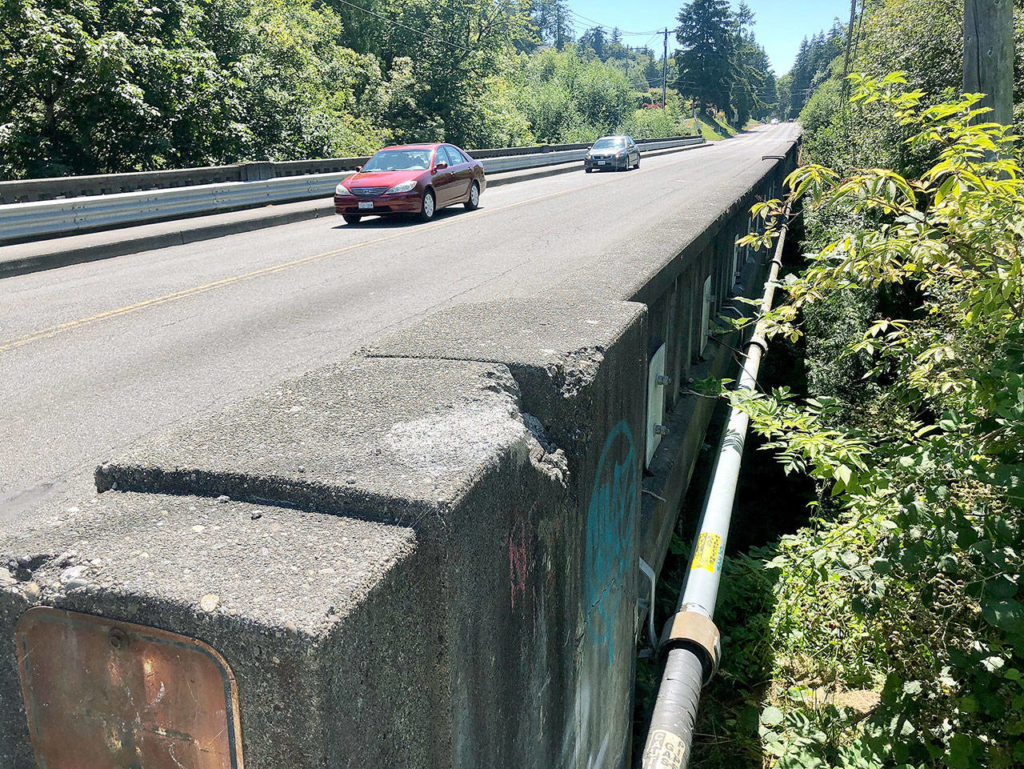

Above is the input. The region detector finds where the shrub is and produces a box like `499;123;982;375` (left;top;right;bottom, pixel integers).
729;75;1024;768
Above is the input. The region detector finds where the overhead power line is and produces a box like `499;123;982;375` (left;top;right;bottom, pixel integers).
564;8;662;37
333;0;478;54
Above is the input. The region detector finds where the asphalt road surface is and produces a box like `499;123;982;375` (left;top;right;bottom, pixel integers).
0;125;800;523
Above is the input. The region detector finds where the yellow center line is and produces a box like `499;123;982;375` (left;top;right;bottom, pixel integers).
0;157;682;355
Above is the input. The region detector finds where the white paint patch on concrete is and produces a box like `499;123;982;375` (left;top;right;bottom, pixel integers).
386;401;527;473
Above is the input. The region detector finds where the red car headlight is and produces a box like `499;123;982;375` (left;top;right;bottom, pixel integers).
384;180;418;195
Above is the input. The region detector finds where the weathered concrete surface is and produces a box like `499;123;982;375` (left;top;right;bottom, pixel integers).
95;357;553;526
639;228;773;574
1;492;439;769
5;356;575;768
364;298;648;769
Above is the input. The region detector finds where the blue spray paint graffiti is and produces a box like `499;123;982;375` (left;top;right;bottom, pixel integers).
583;420;639;664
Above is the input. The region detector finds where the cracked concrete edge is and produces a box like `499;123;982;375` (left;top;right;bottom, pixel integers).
90;356;569;534
358;298;647;428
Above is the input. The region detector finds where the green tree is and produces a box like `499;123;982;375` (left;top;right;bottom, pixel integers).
787;24;844;118
0;0;386;178
515;45;636;143
325;0;534;147
729;3;775;125
524;0;572;50
775;72;793;118
0;0;245;176
675;0;735;115
579;26;606;59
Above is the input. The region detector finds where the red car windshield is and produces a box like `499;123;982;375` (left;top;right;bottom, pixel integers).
362;149;433;172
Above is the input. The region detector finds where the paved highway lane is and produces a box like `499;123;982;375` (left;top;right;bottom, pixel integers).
0;125;799;521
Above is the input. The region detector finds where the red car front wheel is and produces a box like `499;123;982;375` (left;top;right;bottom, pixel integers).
419;189;436;222
464;182;480;210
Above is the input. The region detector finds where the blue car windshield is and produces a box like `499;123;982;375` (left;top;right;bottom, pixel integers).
592;138;625;150
362;149;433;172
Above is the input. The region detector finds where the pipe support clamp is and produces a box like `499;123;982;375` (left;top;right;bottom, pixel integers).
660;609;721;685
747;337;769;355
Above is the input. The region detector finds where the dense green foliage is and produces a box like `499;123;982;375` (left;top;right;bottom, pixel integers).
0;0;391;176
510;46;634;143
728;75;1024;769
796;0;1024;175
784;24;845;119
0;0;785;179
731;3;776;128
674;0;733;112
679;1;1024;765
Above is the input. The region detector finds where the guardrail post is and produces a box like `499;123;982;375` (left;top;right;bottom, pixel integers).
239;162;275;181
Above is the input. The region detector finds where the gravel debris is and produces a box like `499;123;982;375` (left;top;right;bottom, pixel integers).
200;593;219;612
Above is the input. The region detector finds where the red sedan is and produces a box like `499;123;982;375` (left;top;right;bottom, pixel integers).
334;143;486;224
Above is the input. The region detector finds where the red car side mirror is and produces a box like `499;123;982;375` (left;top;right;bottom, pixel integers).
355;165;362;172
433;161;448;173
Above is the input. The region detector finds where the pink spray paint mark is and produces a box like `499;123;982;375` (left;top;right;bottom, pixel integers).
509;517;530;611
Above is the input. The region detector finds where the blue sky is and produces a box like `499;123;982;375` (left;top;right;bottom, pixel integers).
564;1;852;74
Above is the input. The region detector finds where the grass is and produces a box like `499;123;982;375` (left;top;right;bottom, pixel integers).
683;114;740;141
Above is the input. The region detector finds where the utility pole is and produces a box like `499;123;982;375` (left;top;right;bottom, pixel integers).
662;28;668;109
840;0;858;100
963;0;1013;126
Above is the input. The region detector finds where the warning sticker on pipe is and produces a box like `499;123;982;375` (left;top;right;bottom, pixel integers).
690;532;722;572
642;729;687;769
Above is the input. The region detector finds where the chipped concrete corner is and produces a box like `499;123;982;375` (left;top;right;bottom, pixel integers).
364;297;648;769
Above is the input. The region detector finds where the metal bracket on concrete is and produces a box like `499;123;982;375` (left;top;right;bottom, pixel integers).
646;344;668;467
699;277;713;357
638;558;658;653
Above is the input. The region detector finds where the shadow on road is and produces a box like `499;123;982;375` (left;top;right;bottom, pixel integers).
330;207;481;230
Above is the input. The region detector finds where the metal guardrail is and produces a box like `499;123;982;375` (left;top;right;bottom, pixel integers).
0;137;703;244
0;166;248;204
0;173;350;243
0;136;701;204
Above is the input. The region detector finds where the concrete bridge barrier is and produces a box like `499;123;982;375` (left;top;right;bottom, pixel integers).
2;318;646;768
0;135;800;769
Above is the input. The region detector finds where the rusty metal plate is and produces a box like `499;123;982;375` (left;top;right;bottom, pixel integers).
15;607;244;769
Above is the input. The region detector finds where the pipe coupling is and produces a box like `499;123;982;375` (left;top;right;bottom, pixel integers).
747;336;769;355
660;609;721;684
